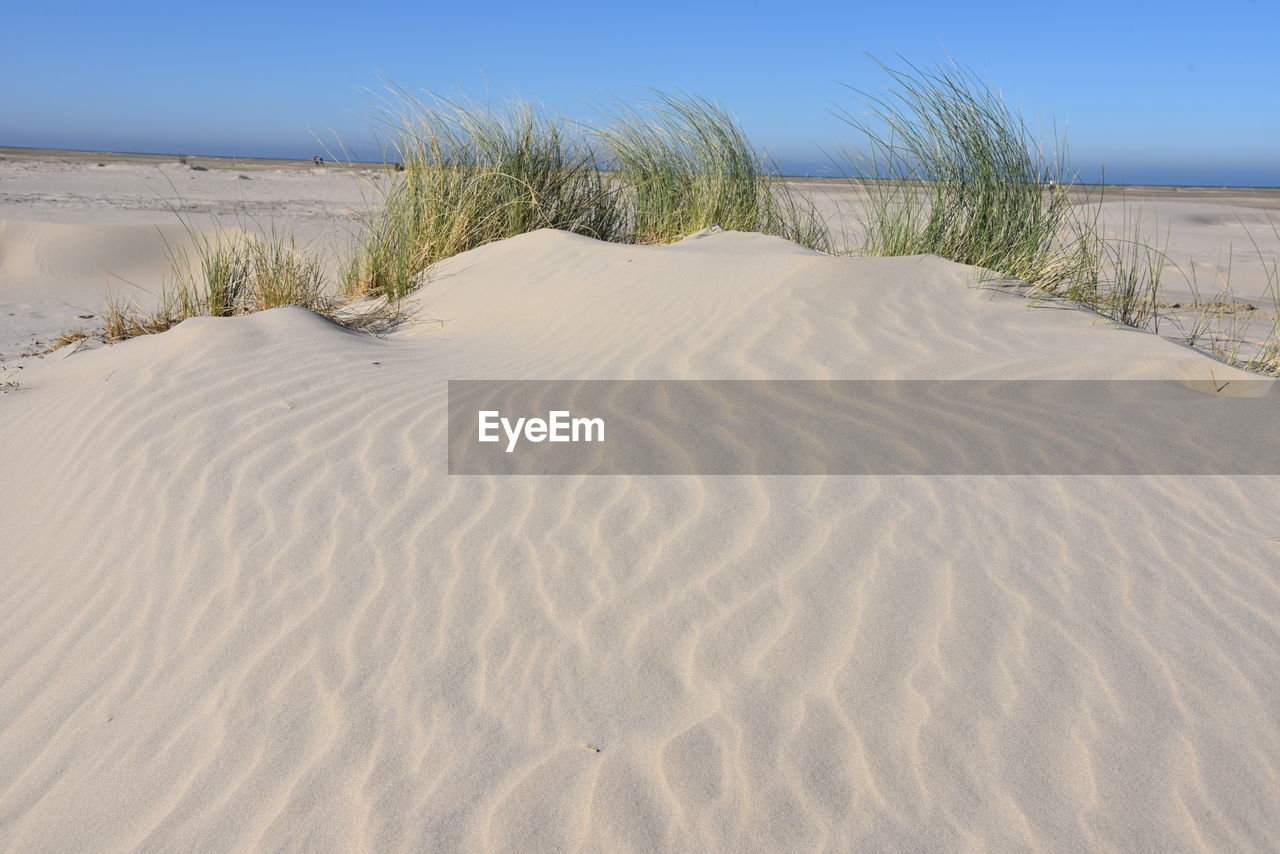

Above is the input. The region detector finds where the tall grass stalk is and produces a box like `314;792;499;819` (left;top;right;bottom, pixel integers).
99;225;384;343
591;92;824;247
838;60;1265;354
147;180;321;317
345;92;627;299
598;92;829;249
345;89;833;300
1061;213;1169;331
165;226;327;317
838;58;1074;288
1227;214;1280;375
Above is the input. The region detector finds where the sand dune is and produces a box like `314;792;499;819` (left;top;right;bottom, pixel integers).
2;228;1278;851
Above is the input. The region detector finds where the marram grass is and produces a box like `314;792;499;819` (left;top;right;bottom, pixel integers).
597;92;829;249
344;89;831;299
837;58;1076;288
100;226;397;343
51;73;1279;378
344;92;627;299
837;58;1280;375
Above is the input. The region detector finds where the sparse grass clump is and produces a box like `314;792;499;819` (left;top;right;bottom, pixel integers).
599;93;829;249
1058;210;1169;331
837;57;1178;324
1237;217;1280;376
1247;329;1280;376
97;227;396;344
838;58;1280;376
344;93;627;299
48;328;91;350
1194;214;1280;376
168;226;327;317
103;292;179;342
838;58;1076;288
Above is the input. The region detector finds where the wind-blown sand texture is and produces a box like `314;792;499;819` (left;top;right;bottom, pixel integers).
1;150;1278;852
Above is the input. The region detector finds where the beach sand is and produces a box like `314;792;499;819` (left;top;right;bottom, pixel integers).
1;148;1277;851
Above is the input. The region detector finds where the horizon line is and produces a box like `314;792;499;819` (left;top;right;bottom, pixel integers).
3;144;1277;192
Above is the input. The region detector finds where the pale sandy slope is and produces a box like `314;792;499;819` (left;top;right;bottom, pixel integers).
0;219;204;354
1;229;1278;853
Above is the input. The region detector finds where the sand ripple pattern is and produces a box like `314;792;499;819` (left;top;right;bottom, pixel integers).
1;231;1278;852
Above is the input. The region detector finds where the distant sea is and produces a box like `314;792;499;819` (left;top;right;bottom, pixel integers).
780;162;1280;190
6;143;1277;190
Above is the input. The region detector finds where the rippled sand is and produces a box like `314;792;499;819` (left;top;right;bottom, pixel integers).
1;153;1278;852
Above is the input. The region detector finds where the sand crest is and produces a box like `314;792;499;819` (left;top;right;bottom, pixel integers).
1;224;1277;851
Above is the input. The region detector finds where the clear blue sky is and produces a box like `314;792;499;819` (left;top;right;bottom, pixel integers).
3;0;1277;186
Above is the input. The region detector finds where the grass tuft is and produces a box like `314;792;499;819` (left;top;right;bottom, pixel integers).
344;92;626;299
93;226;399;344
344;88;832;300
598;92;829;249
167;226;327;317
837;58;1280;377
1223;214;1280;376
837;58;1074;287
